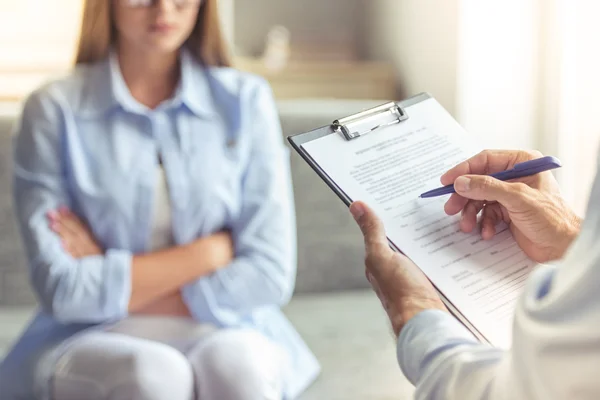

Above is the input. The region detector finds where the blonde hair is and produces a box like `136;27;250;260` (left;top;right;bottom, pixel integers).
75;0;231;67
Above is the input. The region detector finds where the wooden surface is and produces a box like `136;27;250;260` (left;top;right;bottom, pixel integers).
1;53;397;103
235;57;398;100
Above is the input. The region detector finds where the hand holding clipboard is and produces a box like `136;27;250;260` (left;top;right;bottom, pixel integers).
288;94;539;348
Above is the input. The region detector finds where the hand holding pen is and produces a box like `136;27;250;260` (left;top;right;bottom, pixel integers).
427;150;581;263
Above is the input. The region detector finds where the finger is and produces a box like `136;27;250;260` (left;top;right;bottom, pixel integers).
460;200;484;233
453;175;533;212
58;206;73;217
52;213;94;253
58;214;88;238
61;239;78;258
58;207;83;226
481;204;503;240
444;193;469;216
46;209;60;223
350;201;391;257
50;220;71;239
440;150;542;186
49;219;61;234
69;237;88;259
55;218;82;238
52;218;84;252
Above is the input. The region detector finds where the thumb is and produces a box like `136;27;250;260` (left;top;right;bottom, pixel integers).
454;175;530;210
350;201;390;255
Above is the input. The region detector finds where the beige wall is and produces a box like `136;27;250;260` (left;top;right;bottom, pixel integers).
363;0;542;151
363;0;460;115
233;0;460;113
219;0;235;51
234;0;364;58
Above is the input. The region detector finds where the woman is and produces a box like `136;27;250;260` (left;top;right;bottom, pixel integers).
0;0;320;399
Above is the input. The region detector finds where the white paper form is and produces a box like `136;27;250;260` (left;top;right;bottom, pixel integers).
302;98;536;348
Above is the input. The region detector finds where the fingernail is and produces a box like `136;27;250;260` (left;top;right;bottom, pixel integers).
455;176;471;192
58;206;69;215
350;202;365;221
46;210;59;220
50;222;59;231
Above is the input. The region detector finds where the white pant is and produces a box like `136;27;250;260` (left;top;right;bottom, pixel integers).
50;317;288;400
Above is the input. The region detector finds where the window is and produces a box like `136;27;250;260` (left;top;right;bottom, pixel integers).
0;0;83;101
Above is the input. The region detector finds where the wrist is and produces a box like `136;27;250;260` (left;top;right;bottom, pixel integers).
392;297;448;336
185;237;215;272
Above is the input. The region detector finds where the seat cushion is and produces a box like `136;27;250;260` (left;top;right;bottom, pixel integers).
285;291;415;400
0;291;414;400
0;118;35;306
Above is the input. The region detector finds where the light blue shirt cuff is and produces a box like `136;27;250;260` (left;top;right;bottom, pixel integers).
103;249;133;320
397;309;480;385
46;248;133;323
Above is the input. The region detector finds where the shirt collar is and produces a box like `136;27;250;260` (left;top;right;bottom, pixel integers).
104;47;216;117
177;48;216;118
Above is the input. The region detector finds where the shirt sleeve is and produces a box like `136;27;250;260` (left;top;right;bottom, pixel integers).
182;79;297;325
396;168;600;399
13;88;132;324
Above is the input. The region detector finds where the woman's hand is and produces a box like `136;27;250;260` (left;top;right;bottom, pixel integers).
350;201;447;336
47;207;103;259
187;230;235;272
442;150;582;262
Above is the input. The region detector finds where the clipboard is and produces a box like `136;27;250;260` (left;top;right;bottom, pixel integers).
287;92;489;344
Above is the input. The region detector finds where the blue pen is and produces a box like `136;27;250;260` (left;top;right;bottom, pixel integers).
419;156;562;198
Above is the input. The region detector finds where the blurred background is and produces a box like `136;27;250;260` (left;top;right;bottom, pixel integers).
2;0;600;212
1;1;600;399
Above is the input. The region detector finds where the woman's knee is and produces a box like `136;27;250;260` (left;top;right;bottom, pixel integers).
116;343;194;400
188;329;288;400
52;334;194;400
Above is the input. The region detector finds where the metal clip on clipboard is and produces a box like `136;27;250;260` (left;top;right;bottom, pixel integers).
332;102;409;141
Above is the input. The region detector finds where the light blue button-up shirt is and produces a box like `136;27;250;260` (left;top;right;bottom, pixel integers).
396;160;600;399
0;49;320;400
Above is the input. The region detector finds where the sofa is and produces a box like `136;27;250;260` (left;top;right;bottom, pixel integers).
0;100;414;399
